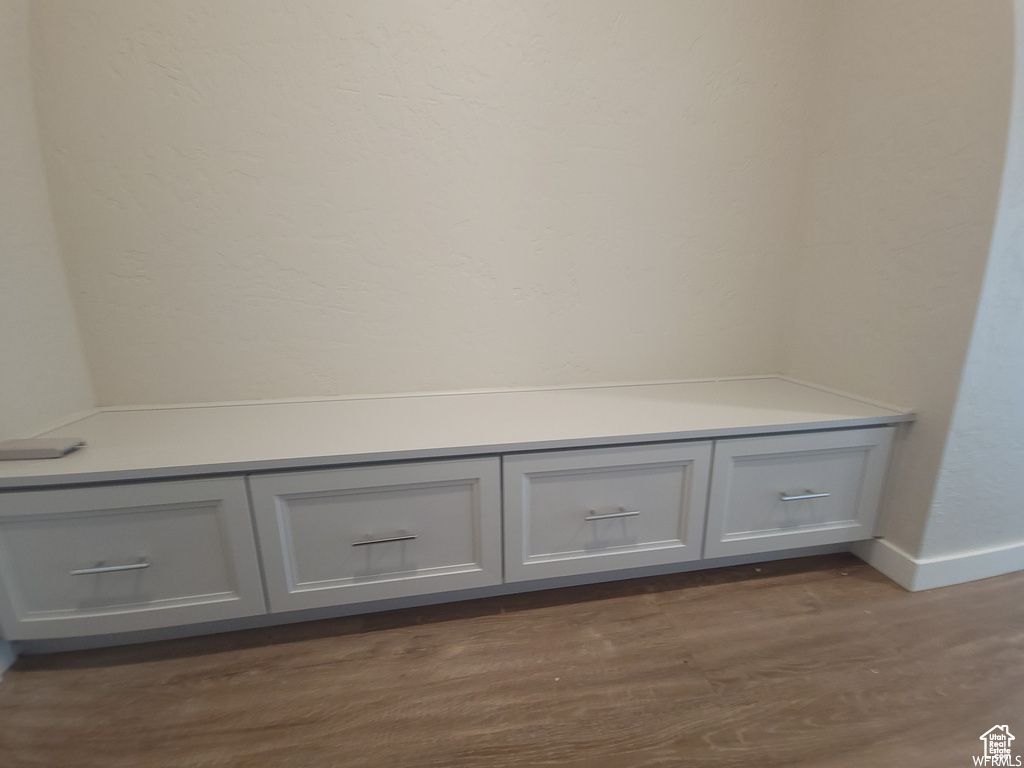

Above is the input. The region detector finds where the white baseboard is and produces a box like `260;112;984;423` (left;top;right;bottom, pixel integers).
853;538;1024;591
0;639;16;681
851;539;919;589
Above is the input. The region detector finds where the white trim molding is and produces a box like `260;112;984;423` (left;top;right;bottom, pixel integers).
853;538;1024;591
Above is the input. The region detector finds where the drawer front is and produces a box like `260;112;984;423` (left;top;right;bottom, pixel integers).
249;458;502;612
704;427;894;558
503;443;712;582
0;478;266;640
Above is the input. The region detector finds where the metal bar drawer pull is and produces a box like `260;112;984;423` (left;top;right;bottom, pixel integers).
585;507;640;521
779;490;832;502
71;560;151;576
351;532;417;547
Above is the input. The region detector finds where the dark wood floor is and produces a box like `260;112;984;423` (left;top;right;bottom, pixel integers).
1;553;1021;767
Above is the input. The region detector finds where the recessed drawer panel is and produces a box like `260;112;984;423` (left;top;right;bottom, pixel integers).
704;427;894;558
503;443;712;582
249;458;502;612
0;478;266;640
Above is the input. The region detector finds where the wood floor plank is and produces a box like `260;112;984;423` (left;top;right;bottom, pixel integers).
1;553;1022;767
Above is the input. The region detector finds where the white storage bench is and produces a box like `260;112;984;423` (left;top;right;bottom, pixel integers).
0;377;912;647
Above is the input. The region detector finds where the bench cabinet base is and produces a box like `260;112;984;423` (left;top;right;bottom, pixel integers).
0;380;903;647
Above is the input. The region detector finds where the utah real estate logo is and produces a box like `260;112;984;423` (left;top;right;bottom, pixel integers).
976;726;1020;766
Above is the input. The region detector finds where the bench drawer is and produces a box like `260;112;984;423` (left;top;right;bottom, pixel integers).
0;478;266;640
704;428;894;558
249;458;502;612
503;443;712;582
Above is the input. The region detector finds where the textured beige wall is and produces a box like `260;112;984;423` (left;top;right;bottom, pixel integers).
11;0;1020;579
0;0;93;440
923;0;1024;560
32;1;825;405
782;0;1014;557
